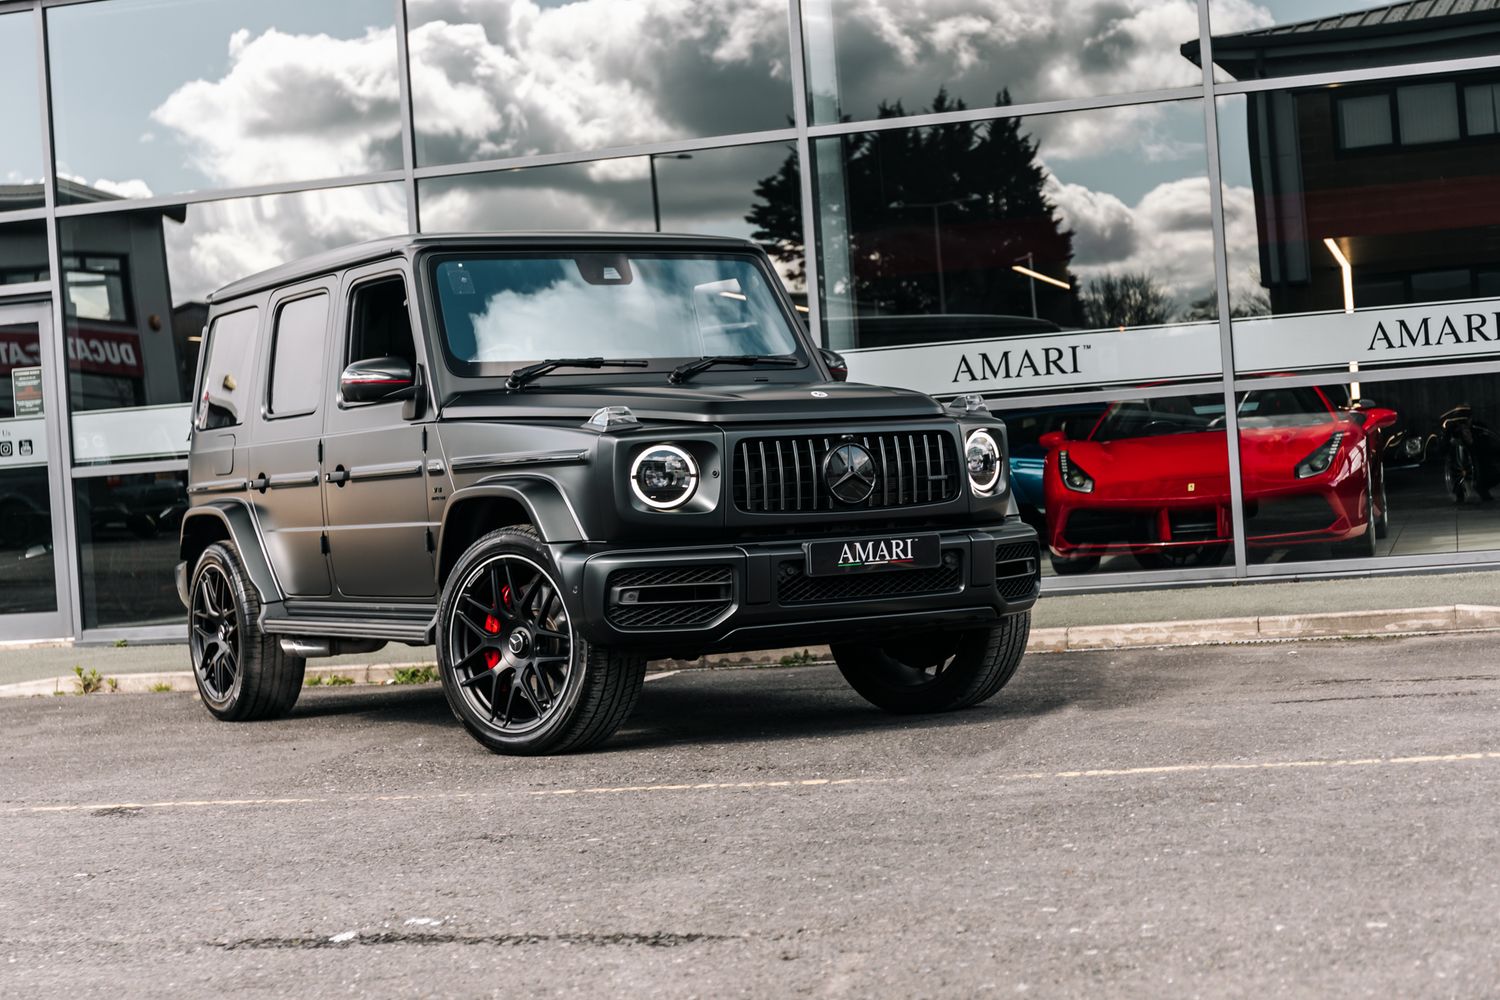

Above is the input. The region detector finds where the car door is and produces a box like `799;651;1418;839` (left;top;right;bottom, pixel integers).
321;262;435;599
244;279;334;597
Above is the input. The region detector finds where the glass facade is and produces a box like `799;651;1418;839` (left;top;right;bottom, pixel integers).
4;0;1500;638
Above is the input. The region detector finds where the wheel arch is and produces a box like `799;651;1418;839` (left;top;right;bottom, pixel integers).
179;501;282;605
437;479;584;587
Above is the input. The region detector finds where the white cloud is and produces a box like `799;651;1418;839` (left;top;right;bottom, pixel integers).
164;185;407;305
150;26;402;189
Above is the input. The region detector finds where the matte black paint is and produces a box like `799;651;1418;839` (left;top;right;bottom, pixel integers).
179;234;1038;657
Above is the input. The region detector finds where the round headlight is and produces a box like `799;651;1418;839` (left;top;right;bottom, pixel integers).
630;444;699;510
965;428;1003;496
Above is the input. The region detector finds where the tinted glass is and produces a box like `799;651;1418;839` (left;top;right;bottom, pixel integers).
998;390;1237;578
0;12;45;213
74;471;189;628
803;0;1206;126
1238;371;1500;566
819;101;1222;400
268;293;328;416
434;254;801;374
418;142;802;286
1218;74;1500;379
60;182;405;462
407;0;794;167
0;318;55;615
196;307;259;431
48;0;400;203
0;219;49;285
1205;0;1500;82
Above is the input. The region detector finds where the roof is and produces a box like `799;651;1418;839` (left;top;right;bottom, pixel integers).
207;231;762;303
1182;0;1500;68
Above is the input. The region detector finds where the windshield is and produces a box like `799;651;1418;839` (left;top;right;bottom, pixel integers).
432;252;805;377
1091;387;1336;441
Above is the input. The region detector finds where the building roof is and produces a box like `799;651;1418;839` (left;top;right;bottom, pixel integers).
1182;0;1500;72
208;231;762;303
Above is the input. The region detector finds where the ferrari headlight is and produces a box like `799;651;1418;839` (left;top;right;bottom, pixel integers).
1295;431;1345;479
965;429;1003;496
1058;451;1094;493
630;444;699;510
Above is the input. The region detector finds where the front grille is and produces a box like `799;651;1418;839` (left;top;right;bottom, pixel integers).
776;556;963;604
995;541;1041;601
1169;509;1220;541
1246;496;1336;536
733;430;960;513
606;565;733;630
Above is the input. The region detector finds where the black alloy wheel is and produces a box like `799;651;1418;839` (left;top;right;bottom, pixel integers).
187;542;304;721
190;562;240;702
437;527;647;755
447;553;573;735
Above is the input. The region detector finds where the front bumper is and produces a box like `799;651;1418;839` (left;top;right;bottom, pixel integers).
556;521;1040;655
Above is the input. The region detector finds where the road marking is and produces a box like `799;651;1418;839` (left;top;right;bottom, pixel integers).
8;752;1500;816
998;751;1500;782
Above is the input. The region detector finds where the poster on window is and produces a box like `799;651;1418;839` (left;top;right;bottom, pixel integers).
11;366;43;417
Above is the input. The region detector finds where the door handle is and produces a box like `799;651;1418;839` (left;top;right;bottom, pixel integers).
250;473;269;493
326;465;350;486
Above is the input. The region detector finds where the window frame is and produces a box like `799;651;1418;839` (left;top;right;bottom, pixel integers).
338;270;416;409
263;288;330;421
192;302;260;432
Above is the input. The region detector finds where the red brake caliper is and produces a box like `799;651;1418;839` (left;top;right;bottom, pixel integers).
481;585;510;670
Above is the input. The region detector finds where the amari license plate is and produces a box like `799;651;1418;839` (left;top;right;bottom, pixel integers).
805;533;942;576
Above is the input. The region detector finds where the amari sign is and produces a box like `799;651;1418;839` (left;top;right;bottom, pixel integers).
1234;300;1500;374
843;320;1222;397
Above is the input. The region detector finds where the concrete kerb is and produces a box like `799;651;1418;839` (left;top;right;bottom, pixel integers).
4;605;1499;698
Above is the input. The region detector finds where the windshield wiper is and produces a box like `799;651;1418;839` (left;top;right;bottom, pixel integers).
668;354;800;384
506;357;649;390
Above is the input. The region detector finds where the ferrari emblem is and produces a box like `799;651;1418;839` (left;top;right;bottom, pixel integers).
1187;482;1196;492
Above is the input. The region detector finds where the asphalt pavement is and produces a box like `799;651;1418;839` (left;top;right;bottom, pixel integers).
5;634;1500;998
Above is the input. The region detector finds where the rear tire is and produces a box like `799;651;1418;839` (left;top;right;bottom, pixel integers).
188;542;305;721
832;613;1030;714
437;526;646;755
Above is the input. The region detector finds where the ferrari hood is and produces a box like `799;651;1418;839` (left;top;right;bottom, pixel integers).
1064;431;1231;497
441;379;944;425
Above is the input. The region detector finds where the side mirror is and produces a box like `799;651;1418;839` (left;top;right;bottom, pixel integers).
341;357;414;405
818;347;848;383
1039;430;1067;451
1363;406;1398;432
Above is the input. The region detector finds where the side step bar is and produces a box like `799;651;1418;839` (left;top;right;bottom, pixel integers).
260;604;435;645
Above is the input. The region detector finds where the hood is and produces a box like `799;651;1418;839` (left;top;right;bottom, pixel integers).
441;379;945;425
1066;431;1231;495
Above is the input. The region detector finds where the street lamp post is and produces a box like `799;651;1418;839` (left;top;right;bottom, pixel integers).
648;152;693;232
1011;252;1071;318
888;195;979;314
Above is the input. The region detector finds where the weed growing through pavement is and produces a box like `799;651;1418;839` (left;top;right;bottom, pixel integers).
392;665;438;685
326;674;355;686
106;677;119;693
148;682;173;693
305;675;323;687
113;639;128;648
72;666;108;695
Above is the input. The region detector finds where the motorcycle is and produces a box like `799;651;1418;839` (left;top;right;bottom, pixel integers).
1436;404;1500;503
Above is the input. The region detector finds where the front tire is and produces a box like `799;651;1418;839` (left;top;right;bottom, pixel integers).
831;613;1030;714
189;542;305;721
437;527;646;755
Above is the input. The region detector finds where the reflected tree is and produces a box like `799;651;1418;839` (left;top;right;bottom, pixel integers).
1080;272;1173;328
747;89;1079;321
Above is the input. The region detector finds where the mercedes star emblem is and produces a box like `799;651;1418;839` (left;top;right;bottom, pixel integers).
823;443;877;504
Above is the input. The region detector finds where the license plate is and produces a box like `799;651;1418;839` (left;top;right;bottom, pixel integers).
805;533;942;576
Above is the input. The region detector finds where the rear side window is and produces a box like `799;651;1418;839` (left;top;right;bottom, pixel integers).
196;306;259;430
268;293;328;416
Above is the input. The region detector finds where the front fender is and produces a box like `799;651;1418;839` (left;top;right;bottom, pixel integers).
178;500;283;606
442;476;587;547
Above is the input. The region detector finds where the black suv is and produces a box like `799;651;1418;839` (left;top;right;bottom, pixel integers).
178;234;1040;754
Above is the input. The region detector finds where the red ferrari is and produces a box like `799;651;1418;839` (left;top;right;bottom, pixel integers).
1039;386;1396;573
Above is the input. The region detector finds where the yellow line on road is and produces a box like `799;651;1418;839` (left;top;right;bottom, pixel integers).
7;752;1500;815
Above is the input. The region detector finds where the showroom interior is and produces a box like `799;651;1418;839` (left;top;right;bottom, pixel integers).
4;0;1500;641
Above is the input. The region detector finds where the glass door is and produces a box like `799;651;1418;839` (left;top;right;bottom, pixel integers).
0;301;68;640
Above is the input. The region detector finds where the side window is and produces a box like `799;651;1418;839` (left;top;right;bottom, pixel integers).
268;292;329;417
346;275;415;373
195;306;259;430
